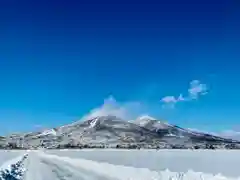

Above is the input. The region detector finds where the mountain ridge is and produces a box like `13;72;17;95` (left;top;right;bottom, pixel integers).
2;115;239;149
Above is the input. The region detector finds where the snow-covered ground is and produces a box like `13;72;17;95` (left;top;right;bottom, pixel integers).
0;152;27;180
0;151;23;165
1;150;240;180
24;151;239;180
47;149;240;178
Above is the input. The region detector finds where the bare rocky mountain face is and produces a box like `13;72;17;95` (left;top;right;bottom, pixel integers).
2;115;240;149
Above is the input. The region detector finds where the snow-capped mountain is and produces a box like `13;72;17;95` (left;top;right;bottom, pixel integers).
4;115;238;149
135;116;238;144
134;115;173;132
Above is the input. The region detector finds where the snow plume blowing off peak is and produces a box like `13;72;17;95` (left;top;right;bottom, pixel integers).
81;96;150;121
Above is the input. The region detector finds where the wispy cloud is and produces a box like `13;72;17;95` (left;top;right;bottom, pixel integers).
81;80;208;119
178;94;185;101
188;80;207;99
81;95;146;120
161;96;178;104
161;94;185;108
161;80;208;108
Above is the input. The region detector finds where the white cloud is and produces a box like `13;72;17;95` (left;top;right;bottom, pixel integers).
161;94;186;108
161;80;208;107
161;96;178;108
188;80;207;99
178;94;185;101
81;95;145;120
81;80;209;119
161;96;178;103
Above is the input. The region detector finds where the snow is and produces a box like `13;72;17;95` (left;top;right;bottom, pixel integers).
0;151;22;165
0;155;23;171
37;129;57;136
47;149;240;178
37;151;240;180
0;150;239;179
0;153;27;180
89;118;99;128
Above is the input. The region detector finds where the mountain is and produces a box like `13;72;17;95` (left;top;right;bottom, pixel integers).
134;116;237;145
4;115;239;149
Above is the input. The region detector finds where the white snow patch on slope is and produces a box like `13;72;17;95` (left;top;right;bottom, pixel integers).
38;152;240;180
37;129;57;136
89;118;99;128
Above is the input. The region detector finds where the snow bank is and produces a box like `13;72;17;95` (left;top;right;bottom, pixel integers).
0;154;28;180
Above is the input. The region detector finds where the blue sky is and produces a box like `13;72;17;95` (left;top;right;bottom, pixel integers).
0;0;239;134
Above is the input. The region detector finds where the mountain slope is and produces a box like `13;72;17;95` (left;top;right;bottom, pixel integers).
134;116;236;144
56;116;164;145
5;115;239;149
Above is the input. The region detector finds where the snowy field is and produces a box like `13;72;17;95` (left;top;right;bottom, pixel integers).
0;149;240;180
0;150;24;166
47;149;240;177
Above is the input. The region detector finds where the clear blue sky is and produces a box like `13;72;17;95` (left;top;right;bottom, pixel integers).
0;0;239;134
